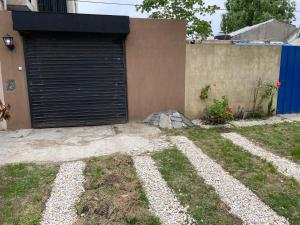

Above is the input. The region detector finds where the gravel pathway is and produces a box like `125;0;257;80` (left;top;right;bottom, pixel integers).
41;161;86;225
192;119;232;129
133;156;195;225
171;136;289;225
222;133;300;183
192;116;291;129
229;116;289;127
279;113;300;122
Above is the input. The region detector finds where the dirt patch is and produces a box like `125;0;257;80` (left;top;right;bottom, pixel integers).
75;155;160;225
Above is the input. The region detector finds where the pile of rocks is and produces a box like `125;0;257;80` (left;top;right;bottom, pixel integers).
144;111;193;129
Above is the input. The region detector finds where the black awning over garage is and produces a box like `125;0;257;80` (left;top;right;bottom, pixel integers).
12;11;130;34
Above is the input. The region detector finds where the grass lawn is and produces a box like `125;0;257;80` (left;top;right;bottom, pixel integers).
152;149;242;225
0;163;59;225
234;122;300;163
165;128;300;225
75;154;160;225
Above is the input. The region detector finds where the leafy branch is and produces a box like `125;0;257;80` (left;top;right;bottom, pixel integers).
137;0;219;40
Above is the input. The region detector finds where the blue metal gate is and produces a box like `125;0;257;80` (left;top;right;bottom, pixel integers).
277;46;300;114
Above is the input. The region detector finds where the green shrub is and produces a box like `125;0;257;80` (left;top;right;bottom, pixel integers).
257;83;279;116
0;100;10;121
204;96;233;124
199;85;210;100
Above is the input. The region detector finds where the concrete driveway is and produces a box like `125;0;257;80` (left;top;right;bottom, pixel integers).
0;123;170;166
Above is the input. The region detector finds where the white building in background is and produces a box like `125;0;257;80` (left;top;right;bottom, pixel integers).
230;19;299;43
215;19;300;44
291;38;300;45
1;0;78;13
68;0;78;13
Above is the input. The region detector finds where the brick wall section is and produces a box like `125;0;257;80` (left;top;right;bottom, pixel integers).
185;44;282;118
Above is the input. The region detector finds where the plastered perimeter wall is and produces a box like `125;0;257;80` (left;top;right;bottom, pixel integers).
126;18;186;120
185;44;282;118
0;62;7;129
0;11;31;129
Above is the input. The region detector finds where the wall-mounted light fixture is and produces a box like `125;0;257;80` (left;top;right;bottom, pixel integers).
2;34;15;50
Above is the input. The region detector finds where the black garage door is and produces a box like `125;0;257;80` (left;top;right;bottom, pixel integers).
24;33;128;128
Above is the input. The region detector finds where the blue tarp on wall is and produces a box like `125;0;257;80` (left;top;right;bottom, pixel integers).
277;45;300;114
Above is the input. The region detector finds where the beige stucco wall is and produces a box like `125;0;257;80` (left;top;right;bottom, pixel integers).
0;11;31;129
126;18;186;120
185;44;282;119
0;62;7;129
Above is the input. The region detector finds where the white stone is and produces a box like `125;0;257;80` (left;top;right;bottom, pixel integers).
133;156;195;225
171;116;183;122
279;113;300;122
159;114;173;129
192;119;232;129
230;116;288;127
172;112;181;117
41;161;86;225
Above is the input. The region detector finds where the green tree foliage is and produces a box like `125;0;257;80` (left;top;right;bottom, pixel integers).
221;0;296;33
136;0;219;39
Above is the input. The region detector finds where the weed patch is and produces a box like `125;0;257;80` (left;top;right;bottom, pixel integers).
75;155;160;225
0;163;58;225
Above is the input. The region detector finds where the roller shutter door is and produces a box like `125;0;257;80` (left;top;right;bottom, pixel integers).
24;33;128;128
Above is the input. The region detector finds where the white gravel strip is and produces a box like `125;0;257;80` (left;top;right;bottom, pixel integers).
230;116;290;128
222;132;300;183
192;119;232;129
192;116;291;129
41;161;86;225
133;156;195;225
171;136;289;225
279;113;300;122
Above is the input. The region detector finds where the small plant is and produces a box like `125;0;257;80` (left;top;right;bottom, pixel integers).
257;82;280;116
252;78;263;115
200;85;210;100
204;96;233;124
0;100;10;121
250;79;281;118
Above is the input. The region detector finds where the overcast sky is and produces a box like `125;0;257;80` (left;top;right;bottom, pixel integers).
78;0;300;35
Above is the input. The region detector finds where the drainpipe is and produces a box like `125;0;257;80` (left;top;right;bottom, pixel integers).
3;0;7;10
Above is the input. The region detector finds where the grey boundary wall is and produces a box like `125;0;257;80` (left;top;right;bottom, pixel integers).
185;44;282;118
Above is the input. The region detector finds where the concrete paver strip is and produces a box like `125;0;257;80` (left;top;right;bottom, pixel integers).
222;132;300;183
171;136;289;225
0;123;170;165
133;156;195;225
41;161;86;225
